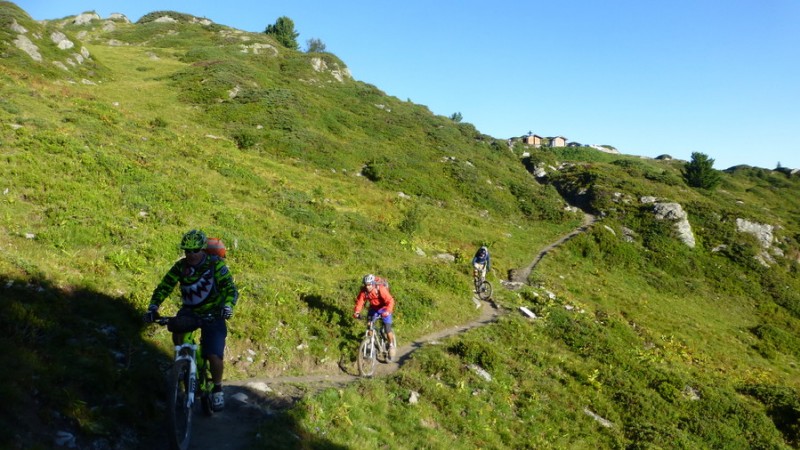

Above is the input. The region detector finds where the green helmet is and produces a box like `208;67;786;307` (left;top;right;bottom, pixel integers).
180;229;207;251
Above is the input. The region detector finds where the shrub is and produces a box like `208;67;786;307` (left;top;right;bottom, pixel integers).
305;38;326;53
448;338;499;371
398;204;423;236
361;157;386;182
231;129;258;149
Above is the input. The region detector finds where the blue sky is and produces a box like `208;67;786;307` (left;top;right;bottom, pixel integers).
17;0;800;170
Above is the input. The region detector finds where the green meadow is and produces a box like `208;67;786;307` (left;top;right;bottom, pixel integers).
1;3;799;448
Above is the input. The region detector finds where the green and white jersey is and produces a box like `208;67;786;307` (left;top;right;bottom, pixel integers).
150;254;238;314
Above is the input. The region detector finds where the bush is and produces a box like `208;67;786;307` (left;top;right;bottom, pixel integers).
231;129;258;149
362;157;386;182
398;204;423;236
448;338;499;371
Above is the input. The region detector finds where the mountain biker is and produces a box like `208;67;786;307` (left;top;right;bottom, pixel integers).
471;246;491;284
143;229;239;411
353;274;397;361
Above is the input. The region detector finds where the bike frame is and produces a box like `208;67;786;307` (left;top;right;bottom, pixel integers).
368;314;388;350
473;264;487;285
472;266;493;300
357;314;388;376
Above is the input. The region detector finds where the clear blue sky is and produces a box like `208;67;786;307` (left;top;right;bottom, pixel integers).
17;0;800;170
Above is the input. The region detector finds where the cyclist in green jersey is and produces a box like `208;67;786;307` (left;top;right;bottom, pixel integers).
144;229;239;411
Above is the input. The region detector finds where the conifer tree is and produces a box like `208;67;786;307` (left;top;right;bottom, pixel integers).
683;152;722;190
264;16;299;50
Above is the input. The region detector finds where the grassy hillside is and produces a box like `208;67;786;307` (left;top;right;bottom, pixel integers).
2;2;799;448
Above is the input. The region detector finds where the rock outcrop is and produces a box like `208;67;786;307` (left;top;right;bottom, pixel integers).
642;197;696;248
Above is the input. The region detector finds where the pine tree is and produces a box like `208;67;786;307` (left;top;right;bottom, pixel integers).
264;16;299;50
683;152;722;190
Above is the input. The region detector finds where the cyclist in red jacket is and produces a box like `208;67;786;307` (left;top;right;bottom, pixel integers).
353;274;397;361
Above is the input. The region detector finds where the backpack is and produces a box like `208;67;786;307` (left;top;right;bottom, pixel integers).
374;276;389;290
205;237;227;258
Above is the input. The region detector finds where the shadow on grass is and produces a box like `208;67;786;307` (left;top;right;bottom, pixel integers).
300;292;363;372
1;275;352;450
0;274;187;449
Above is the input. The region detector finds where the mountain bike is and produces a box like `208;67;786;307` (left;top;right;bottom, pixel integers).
152;313;217;450
473;269;493;301
357;314;391;377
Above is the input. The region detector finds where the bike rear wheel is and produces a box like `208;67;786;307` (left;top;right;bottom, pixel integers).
477;280;493;300
357;338;377;377
167;359;193;450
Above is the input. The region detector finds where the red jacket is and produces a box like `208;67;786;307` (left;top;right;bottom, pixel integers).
354;284;395;315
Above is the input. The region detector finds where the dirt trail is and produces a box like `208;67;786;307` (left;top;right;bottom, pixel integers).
161;213;595;450
509;212;596;283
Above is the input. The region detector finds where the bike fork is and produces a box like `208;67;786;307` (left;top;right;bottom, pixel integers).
175;352;198;408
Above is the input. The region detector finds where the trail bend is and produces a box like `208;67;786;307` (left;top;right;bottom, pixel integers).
160;212;596;450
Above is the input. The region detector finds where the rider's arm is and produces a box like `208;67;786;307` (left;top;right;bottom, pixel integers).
354;290;367;315
149;260;183;308
213;259;238;308
377;286;395;314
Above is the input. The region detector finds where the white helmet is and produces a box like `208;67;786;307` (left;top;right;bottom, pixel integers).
362;274;375;286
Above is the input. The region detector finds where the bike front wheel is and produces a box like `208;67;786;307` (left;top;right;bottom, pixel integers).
167;359;193;450
357;338;377;377
477;280;493;300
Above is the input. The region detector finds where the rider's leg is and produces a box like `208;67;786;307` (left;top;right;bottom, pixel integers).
387;331;396;347
202;318;228;410
208;354;223;386
383;318;397;360
171;333;186;346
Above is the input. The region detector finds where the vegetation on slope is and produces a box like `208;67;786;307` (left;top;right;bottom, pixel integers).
1;2;799;448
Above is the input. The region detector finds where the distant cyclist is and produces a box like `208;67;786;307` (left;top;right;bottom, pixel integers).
353;274;397;361
471;246;491;283
144;229;239;411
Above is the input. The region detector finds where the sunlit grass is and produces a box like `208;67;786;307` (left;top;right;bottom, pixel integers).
2;4;800;449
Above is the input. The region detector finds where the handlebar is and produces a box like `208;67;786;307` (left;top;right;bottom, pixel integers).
150;312;218;326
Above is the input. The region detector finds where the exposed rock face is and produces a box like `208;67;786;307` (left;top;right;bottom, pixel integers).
108;13;130;23
735;218;773;249
240;42;278;56
50;31;74;49
154;16;177;23
736;218;778;267
310;57;352;82
10;19;27;34
72;12;100;25
649;200;696;248
13;34;41;61
10;15;94;71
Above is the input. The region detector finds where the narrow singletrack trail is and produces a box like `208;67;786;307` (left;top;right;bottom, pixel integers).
158;212;596;450
509;212;596;283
